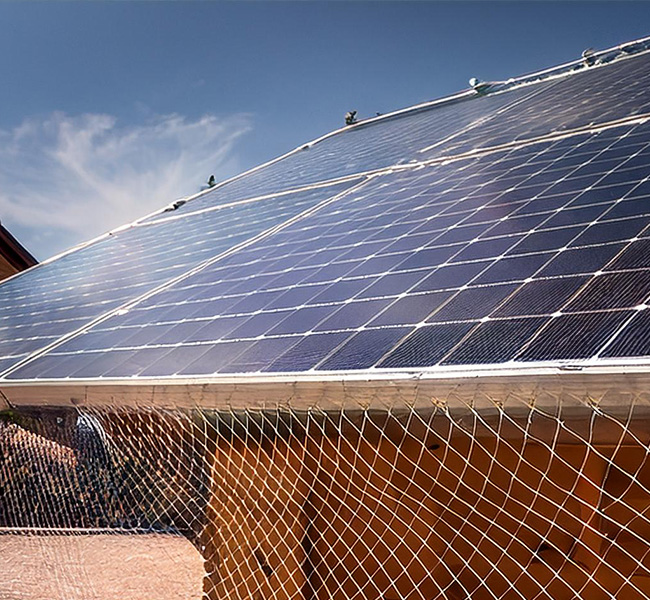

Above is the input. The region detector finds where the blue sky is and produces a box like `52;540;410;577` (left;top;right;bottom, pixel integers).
0;2;648;260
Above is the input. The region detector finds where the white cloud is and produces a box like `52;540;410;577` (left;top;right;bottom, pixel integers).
0;111;252;260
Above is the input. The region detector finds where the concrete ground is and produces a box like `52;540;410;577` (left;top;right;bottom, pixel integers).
0;533;204;600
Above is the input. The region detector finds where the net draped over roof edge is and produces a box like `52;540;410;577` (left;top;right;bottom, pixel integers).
4;38;650;391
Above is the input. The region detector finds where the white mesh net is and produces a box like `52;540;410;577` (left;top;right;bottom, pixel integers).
2;385;650;599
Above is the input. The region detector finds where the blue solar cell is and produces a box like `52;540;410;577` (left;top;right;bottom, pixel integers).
506;226;583;255
601;310;650;358
564;270;650;312
313;299;393;332
139;345;217;377
317;327;413;371
335;241;388;261
428;284;518;323
224;311;294;340
461;204;521;226
483;213;549;237
378;323;475;368
606;239;650;271
538;243;625;277
412;261;491;293
541;204;612;229
187;316;250;342
357;271;428;299
177;342;252;375
265;333;352;372
629;181;650;199
226;274;284;295
370;292;453;327
570;183;640;207
605;198;650;220
185;297;245;319
269;306;337;335
492;276;588;317
452;236;524;262
265;283;331;310
513;194;574;215
395;246;463;271
68;349;139;379
443;317;548;364
115;324;176;348
226;291;279;314
346;255;407;277
303;279;375;305
517;311;632;361
544;174;605;196
105;347;174;377
261;269;326;293
569;216;650;246
473;253;554;284
411;214;466;235
220;337;301;374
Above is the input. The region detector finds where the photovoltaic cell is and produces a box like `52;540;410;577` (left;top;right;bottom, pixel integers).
601;310;650;358
537;243;625;277
316;327;412;371
606;239;650;270
428;284;519;323
378;323;475;368
492;277;589;317
443;317;548;364
370;292;453;327
178;342;252;376
265;333;352;372
517;311;632;361
473;253;554;284
564;270;650;312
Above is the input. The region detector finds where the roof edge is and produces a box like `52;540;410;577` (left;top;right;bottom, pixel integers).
2;361;650;412
0;224;37;271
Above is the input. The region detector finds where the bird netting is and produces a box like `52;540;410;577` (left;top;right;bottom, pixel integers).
1;382;650;600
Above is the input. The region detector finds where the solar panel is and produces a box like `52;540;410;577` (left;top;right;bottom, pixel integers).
9;112;650;380
0;180;359;376
423;50;650;159
141;50;650;225
140;84;547;223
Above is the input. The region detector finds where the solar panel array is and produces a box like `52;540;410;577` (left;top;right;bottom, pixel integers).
4;46;650;381
0;181;358;374
144;51;650;223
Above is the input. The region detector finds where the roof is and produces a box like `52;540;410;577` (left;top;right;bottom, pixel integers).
2;37;650;410
0;224;37;281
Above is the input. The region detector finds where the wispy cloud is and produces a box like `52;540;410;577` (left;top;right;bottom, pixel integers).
0;111;252;260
